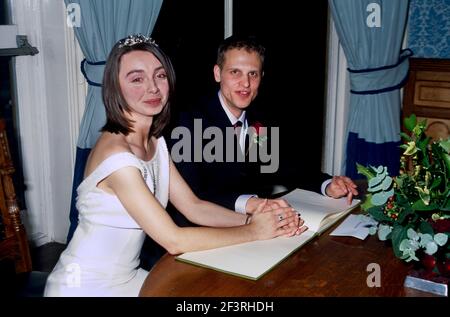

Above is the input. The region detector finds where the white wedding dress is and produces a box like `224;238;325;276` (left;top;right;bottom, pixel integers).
44;137;169;297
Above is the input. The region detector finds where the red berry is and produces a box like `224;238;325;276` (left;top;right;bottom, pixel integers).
421;255;436;270
443;259;450;273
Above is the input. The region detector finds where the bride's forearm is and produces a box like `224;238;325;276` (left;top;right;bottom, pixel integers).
183;199;247;227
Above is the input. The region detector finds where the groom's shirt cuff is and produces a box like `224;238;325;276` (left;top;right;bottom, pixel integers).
321;179;333;197
235;194;258;214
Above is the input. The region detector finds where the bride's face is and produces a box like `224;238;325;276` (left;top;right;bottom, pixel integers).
118;50;169;119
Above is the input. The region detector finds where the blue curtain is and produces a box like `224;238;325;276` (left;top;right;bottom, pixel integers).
65;0;163;242
328;0;411;179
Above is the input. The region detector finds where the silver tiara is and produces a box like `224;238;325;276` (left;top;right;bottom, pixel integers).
118;34;158;48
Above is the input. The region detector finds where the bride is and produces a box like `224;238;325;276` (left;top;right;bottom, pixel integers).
44;34;307;297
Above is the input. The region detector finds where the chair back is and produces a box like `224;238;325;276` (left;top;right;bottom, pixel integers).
0;119;32;273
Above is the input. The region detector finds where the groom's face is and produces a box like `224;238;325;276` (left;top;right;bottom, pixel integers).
213;48;263;118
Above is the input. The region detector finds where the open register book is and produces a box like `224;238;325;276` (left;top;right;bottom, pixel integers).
176;188;360;280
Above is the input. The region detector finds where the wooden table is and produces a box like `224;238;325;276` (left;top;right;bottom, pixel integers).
139;211;437;297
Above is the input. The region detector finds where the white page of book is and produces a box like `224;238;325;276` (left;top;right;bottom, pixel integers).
177;230;316;280
177;188;360;280
282;188;360;233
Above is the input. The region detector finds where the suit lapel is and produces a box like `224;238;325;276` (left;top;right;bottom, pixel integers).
204;94;246;157
246;114;257;156
203;94;233;129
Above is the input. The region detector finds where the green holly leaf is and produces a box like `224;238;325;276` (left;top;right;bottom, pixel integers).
417;137;431;167
392;225;411;258
400;132;413;142
443;196;450;211
430;177;442;191
395;175;405;188
403;141;418;156
397;204;414;224
442;153;450;176
361;194;375;211
356;163;375;179
415;186;430;205
413;119;427;137
419;221;434;235
412;199;438;211
367;205;392;222
439;139;450;153
404;114;417;132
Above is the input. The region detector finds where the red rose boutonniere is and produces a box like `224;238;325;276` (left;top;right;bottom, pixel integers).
249;121;268;147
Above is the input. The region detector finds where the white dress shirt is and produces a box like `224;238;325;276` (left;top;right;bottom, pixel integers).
218;92;247;153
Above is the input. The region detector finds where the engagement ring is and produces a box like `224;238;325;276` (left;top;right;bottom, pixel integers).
278;215;283;221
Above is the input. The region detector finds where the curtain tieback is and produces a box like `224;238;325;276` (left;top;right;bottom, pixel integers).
348;48;413;95
80;59;106;87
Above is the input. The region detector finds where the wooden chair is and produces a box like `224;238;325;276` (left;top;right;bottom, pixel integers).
0;119;32;273
0;119;49;297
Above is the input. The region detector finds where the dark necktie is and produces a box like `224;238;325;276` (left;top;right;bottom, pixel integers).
233;121;245;154
233;120;243;130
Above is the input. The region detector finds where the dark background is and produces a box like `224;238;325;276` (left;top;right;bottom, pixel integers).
152;0;329;183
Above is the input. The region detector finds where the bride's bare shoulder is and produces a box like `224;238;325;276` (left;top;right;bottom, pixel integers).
97;132;131;154
85;133;132;174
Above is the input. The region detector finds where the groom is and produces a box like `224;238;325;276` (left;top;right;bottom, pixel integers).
166;35;358;219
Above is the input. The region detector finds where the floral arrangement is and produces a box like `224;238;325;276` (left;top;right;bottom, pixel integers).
357;114;450;279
